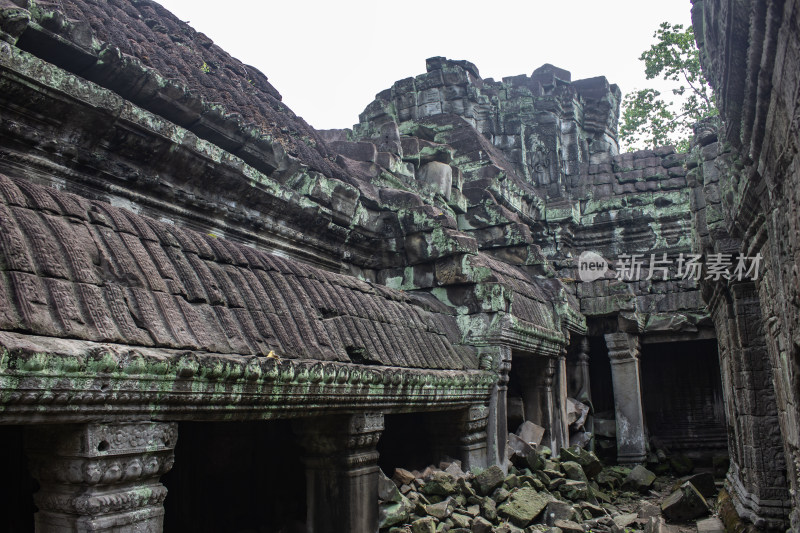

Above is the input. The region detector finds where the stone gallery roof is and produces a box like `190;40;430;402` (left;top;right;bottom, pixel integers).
29;0;358;184
0;173;477;370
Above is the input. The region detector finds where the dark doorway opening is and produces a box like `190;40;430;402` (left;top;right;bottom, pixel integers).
640;339;727;463
0;426;37;533
587;336;613;416
162;420;305;533
377;412;440;476
587;336;616;458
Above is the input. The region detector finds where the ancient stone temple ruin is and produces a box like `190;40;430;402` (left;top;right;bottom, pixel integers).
0;0;797;531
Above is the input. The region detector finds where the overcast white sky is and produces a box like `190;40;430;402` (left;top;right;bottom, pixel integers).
154;0;694;131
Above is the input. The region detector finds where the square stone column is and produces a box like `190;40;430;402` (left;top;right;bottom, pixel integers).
482;346;511;468
293;413;384;533
604;332;647;464
428;405;489;471
575;337;592;404
554;351;569;452
24;421;178;532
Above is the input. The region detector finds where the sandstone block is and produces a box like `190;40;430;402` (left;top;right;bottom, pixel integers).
497;486;550;527
661;481;709;522
516;420;545;445
329;140;377;162
623;465;656;492
416;161;452;199
475;465;505;495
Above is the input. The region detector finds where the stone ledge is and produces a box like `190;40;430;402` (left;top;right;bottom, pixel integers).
0;331;495;424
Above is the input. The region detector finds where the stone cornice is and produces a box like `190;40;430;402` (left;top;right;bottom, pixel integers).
0;332;495;424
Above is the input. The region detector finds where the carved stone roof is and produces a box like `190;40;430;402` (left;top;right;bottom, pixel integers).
33;0;360;186
0;173;477;370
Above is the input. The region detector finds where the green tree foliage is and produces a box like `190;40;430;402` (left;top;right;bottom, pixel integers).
619;22;717;153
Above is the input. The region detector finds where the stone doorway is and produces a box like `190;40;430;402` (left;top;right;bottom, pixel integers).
162;420;306;533
587;336;616;459
506;352;561;451
0;425;37;532
640;339;727;463
378;412;440;475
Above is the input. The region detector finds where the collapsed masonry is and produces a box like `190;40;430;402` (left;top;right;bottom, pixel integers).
0;0;795;531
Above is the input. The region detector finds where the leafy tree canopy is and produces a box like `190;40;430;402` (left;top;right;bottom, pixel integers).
619;22;717;153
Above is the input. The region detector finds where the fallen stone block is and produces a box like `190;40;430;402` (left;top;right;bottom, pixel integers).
569;430;591;448
422;471;457;496
543;500;579;525
497;486;550;527
410;516;437;533
696;517;725;533
559;445;602;479
638;500;661;519
470;515;493;533
450;512;471;528
566;397;590;428
516;420;545;445
475;465;505;495
379;498;411;528
425;497;455;520
558;479;590;501
554;518;584;533
508;433;536;471
561;460;589;483
622;465;656;492
394;467;416;486
661;481;709;522
445;462;466;478
684;472;716;498
644;516;676;533
613;512;638;528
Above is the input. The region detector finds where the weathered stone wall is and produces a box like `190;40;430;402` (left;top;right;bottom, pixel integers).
693;0;800;528
352;58;710;342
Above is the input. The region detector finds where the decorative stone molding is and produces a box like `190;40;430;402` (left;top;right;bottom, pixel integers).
25;422;177;532
0;332;494;424
604;332;641;363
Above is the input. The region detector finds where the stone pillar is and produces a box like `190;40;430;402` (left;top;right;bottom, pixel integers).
484;346;511;468
429;405;489;471
575;337;592;404
24;421;178;532
575;337;594;450
604;332;647;464
554;351;569;452
294;413;384;533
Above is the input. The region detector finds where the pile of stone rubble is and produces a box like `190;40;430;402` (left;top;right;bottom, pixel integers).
379;424;725;533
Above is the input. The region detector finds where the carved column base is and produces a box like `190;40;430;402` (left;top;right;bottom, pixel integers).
25;422;177;533
294;413;383;533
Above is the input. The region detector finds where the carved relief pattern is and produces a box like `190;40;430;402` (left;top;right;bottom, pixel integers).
25;422;177;524
0;173;478;371
604;332;640;363
0;332;494;422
